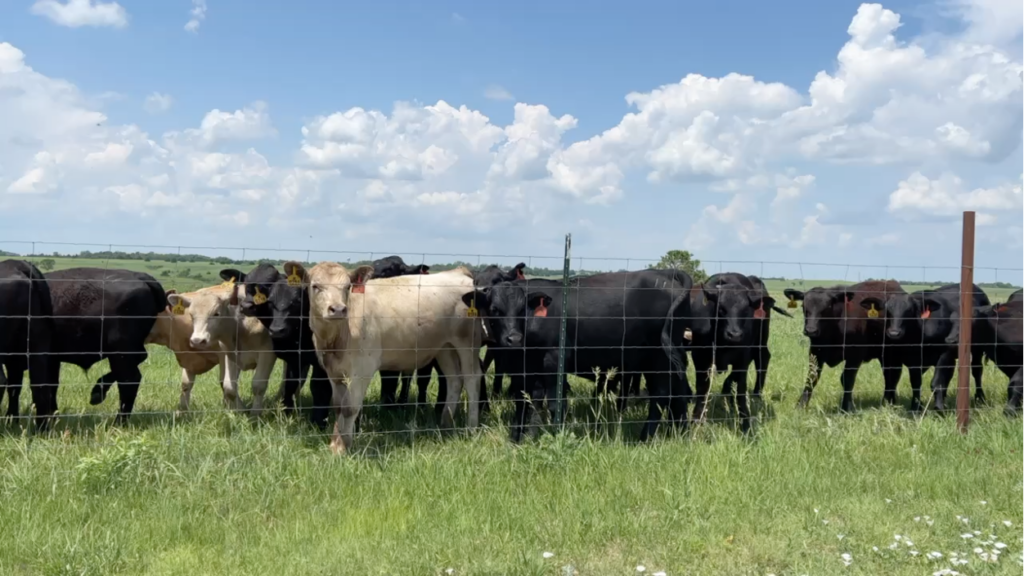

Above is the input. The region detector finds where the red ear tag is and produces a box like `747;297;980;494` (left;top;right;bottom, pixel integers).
753;304;765;319
921;309;931;319
996;305;1009;314
421;269;429;275
516;270;525;280
533;303;548;317
352;276;366;294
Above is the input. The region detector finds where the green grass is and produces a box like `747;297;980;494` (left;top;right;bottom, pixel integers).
1;264;1021;575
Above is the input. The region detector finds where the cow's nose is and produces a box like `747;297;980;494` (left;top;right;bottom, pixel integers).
190;336;209;348
504;333;522;346
269;325;287;338
804;327;819;337
887;328;904;339
724;329;743;342
327;305;347;317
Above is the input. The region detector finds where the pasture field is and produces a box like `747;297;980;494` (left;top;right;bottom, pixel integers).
0;263;1021;575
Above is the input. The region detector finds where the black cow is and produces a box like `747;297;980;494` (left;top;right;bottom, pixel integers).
464;270;693;442
662;273;786;432
872;284;990;411
474;262;526;288
49;268;167;421
219;265;332;429
784;280;905;413
950;300;1023;415
371;255;430;279
0;259;58;423
472;262;527;400
1008;289;1023;303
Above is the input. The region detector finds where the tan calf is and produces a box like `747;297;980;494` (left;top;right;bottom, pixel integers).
285;261;483;454
144;289;222;411
165;281;277;413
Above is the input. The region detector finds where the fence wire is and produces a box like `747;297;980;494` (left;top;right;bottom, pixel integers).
0;242;1021;449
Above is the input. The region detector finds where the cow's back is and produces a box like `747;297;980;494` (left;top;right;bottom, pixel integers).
351;269;478;367
46;268;166;365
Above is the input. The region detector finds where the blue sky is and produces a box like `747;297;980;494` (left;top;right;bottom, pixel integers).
0;0;1021;282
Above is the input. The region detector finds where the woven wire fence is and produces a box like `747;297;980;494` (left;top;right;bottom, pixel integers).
0;237;1021;451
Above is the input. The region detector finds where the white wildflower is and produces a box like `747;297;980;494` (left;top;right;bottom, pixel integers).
636;566;646;573
841;552;853;566
873;547;880;552
932;570;960;576
910;550;920;557
542;552;554;559
995;542;1008;549
915;516;922;522
837;534;845;540
927;552;943;560
653;572;666;576
974;548;984;554
980;500;987;505
895;534;903;541
885;499;893;504
961;534;974;539
1003;520;1013;528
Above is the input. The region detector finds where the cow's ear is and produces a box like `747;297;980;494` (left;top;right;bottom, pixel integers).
220;269;245;283
921;297;942;319
513;263;527;280
462;290;489;313
349;264;375;286
761;295;777;312
282;261;308;287
527;292;552;317
167;294;190;315
783;288;805;302
414;264;430;275
859;296;885;313
831;290;856;305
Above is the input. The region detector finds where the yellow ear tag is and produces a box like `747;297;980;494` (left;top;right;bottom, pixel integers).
252;286;267;306
467;296;479;318
171;302;186;315
867;303;879;319
787;297;798;309
220;276;236;289
287;271;302;287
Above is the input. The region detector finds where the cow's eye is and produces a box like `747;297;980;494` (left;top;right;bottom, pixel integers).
312;284;322;294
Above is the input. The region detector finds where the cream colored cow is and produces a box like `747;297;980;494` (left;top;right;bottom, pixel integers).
165;281;277;413
285;261;483;454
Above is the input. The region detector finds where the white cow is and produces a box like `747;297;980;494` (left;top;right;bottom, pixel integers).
285;261;483;454
165;281;277;413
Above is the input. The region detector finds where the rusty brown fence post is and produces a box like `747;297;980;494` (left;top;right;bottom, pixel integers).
956;211;976;434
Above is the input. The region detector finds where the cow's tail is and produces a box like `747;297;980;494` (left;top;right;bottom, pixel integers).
146;277;169;312
661;291;690;382
771;305;793;318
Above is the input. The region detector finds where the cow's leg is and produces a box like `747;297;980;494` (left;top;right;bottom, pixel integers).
456;345;484;428
415;368;430;409
970;346;986;403
881;356;902;405
907;364;924;412
332;359;374;455
752;345;771;399
379;370;401;412
797;353;823;408
280;361;301;414
309;363;332;430
640;370;670;442
435;348;464;429
397;372;412;407
27;352;59;427
90;372;115;406
482;347;500;396
478;368;491;417
731;367;752;434
930;350;955;411
250;352;275;416
839;360;863;413
221;353;244;411
433;368;449;422
1005;367;1022;416
178;367;197;413
111;358;144;423
2;363;24;418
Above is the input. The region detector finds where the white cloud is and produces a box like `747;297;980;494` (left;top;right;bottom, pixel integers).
185;0;207;34
1;2;1021;263
888;171;1023;224
31;0;128;28
143;92;174;114
866;232;900;246
170;101;275;149
484;85;514;101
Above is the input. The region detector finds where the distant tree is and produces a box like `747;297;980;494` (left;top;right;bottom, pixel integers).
649;250;708;284
38;258;56;272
